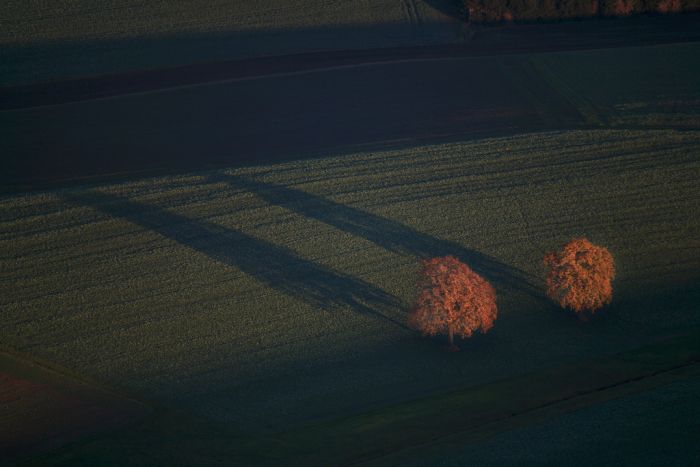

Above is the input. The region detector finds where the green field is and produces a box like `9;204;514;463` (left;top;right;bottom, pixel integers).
2;14;700;465
4;41;699;191
15;333;697;466
396;365;700;466
1;0;460;85
2;125;699;464
1;0;458;42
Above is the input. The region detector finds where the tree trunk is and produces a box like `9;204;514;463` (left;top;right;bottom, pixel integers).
446;325;459;352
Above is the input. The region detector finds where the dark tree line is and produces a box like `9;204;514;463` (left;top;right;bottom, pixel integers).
464;0;700;23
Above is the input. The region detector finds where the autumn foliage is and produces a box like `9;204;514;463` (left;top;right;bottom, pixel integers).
657;0;683;12
408;256;497;351
544;238;615;317
464;0;698;23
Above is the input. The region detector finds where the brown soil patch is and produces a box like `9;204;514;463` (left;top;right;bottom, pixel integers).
0;352;148;464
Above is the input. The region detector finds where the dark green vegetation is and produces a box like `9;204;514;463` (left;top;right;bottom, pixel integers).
16;333;700;466
3;125;700;464
2;7;700;465
0;0;460;86
399;362;700;466
3;41;700;190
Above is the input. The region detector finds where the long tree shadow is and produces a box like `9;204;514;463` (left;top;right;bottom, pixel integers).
211;173;541;298
62;190;405;328
424;0;466;20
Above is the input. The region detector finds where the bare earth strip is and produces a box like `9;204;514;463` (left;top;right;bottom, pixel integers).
0;350;149;465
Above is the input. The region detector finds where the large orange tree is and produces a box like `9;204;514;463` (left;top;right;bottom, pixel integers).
408;256;497;351
544;238;615;318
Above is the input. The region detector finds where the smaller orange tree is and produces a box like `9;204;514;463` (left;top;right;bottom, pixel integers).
544;238;615;318
408;256;497;351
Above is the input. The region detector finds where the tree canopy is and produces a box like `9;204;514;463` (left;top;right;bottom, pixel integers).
409;256;497;351
544;238;615;317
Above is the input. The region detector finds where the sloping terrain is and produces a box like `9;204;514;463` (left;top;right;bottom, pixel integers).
2;128;699;466
18;333;700;466
2;9;699;465
0;351;147;464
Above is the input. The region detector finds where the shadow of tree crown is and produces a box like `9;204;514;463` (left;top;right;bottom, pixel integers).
210;173;539;298
62;190;405;328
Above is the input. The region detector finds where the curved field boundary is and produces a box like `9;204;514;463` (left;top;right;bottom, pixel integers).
0;350;149;465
